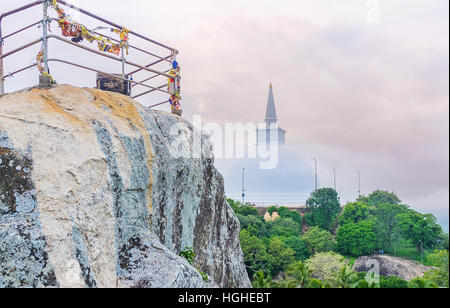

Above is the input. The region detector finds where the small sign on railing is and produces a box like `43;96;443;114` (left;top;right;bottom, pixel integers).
96;73;131;96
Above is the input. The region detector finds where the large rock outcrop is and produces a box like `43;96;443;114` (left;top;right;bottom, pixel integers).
354;255;434;281
0;85;251;288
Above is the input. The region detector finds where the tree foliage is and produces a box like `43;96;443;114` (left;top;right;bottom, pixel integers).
396;211;442;254
229;186;448;289
239;230;270;278
303;226;336;254
380;276;408;288
424;250;449;288
266;237;296;276
306;188;341;231
373;202;408;250
337;219;377;256
283;236;310;261
268;206;303;226
339;202;372;225
285;261;309;288
267;217;301;238
305;252;346;287
359;190;401;207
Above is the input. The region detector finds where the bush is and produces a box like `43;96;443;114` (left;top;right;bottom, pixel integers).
380;276;408;288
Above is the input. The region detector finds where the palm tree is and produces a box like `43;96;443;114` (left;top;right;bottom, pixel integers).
252;271;272;288
408;277;437;289
336;266;360;288
285;261;309;288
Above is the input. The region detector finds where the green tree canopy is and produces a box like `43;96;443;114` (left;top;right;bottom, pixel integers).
229;199;260;216
336;265;360;288
267;217;301;238
303;226;336;255
285;261;309;288
337;220;377;256
424;250;449;288
266;237;296;276
359;190;401;207
283;236;310;261
268;206;303;226
305;252;346;287
252;271;272;288
236;213;267;238
396;211;442;254
239;230;270;278
373;202;408;250
339;202;372;225
306;188;341;231
380;276;409;288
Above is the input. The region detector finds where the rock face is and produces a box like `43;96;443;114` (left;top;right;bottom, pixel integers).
354;255;433;281
0;85;251;288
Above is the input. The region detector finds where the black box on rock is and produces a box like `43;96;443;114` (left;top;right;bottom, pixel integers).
96;73;131;96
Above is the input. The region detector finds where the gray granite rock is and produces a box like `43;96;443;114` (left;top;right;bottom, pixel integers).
0;85;250;288
354;255;434;281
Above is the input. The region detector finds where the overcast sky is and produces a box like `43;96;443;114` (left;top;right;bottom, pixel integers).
1;0;448;229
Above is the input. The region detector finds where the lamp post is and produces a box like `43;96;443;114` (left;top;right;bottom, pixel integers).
314;159;318;191
333;168;337;190
242;168;246;204
357;171;361;197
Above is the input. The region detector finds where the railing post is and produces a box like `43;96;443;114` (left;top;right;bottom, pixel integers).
121;46;125;78
42;0;49;75
0;19;5;94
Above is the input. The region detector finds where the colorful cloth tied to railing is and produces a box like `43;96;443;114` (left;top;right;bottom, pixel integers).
50;0;129;56
168;60;182;111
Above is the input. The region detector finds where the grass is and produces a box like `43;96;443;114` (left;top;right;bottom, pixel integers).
385;240;433;265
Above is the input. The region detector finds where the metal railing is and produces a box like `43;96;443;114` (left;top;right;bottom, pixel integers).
0;0;179;108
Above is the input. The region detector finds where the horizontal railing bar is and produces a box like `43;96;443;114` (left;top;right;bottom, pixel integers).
132;85;167;99
91;30;171;63
0;1;42;22
1;63;36;80
148;100;170;109
127;55;173;76
132;69;171;88
0;38;43;59
47;58;171;95
56;0;177;53
47;34;172;78
1;20;41;41
47;16;169;64
47;17;168;63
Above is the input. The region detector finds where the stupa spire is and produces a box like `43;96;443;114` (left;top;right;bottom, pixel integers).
265;83;278;124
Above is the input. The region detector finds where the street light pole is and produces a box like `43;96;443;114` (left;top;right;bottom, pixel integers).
357;171;361;197
242;168;246;204
333;168;337;191
314;159;318;191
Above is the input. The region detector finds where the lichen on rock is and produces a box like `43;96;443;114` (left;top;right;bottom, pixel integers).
0;132;58;288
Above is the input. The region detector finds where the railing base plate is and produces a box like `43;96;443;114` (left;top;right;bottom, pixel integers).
39;75;52;88
171;109;183;117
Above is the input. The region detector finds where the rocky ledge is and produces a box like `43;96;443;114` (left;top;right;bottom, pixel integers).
0;85;251;288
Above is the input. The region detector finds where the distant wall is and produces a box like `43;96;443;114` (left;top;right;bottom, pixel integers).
253;206;309;217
